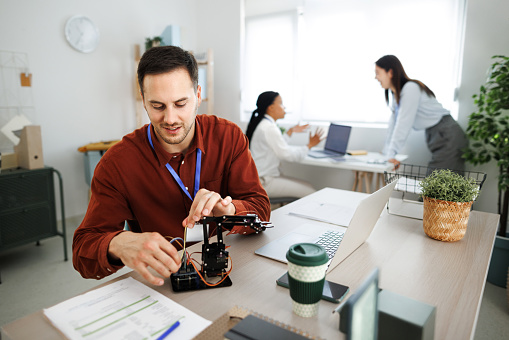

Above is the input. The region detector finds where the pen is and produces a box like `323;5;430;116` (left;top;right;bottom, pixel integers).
332;299;348;314
156;320;181;340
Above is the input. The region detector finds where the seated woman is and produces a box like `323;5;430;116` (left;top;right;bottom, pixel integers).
246;91;323;199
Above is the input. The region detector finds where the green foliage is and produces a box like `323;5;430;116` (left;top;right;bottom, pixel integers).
463;55;509;193
145;36;163;50
420;169;479;203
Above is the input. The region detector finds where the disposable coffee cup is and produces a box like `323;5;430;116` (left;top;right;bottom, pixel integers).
286;243;328;317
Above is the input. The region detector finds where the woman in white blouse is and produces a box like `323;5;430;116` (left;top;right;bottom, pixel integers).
246;91;323;198
375;55;467;171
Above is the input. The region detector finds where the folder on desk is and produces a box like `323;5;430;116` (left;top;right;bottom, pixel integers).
347;150;368;155
225;315;309;340
195;306;322;340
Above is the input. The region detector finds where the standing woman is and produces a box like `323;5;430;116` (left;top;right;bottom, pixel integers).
375;55;468;171
246;91;323;198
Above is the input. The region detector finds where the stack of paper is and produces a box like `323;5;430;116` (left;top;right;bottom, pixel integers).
288;200;357;226
43;277;211;340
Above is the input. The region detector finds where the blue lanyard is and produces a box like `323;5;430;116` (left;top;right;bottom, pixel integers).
147;124;201;200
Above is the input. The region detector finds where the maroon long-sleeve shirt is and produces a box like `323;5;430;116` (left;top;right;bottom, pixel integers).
73;115;270;280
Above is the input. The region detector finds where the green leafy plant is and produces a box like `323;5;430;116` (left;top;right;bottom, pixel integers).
145;36;163;50
420;169;479;203
463;55;509;237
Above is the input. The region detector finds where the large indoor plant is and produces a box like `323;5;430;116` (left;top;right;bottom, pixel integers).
463;55;509;288
463;55;509;237
420;169;479;242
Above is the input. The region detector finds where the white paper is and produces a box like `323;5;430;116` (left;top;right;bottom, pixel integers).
288;200;357;227
185;223;209;242
395;177;422;194
43;277;211;340
0;114;32;144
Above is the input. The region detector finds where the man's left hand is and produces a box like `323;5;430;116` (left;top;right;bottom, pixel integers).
182;188;235;229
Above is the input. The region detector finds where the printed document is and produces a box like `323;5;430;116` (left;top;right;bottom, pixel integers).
43;277;211;340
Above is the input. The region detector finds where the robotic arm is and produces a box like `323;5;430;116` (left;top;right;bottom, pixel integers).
170;214;272;292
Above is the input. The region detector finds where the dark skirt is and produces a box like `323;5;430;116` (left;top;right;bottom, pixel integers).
425;114;468;172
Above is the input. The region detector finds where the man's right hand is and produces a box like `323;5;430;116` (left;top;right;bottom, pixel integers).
108;231;182;286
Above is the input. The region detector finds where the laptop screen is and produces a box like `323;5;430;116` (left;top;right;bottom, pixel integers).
324;124;351;154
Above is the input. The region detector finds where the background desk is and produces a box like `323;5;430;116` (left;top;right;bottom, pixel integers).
298;152;407;193
2;188;498;340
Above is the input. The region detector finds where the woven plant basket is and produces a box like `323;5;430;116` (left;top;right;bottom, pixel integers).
423;197;473;242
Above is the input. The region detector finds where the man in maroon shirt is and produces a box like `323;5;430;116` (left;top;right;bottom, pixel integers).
73;46;270;286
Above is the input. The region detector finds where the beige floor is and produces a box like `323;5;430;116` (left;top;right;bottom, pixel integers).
0;215;508;339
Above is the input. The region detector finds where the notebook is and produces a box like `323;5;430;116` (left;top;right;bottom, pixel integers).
224;315;309;340
194;305;325;340
308;123;352;158
255;180;397;274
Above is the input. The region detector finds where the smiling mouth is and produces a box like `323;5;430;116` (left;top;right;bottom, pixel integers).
163;126;181;134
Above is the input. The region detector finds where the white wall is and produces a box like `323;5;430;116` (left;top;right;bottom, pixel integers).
0;0;199;218
195;0;243;126
1;0;507;223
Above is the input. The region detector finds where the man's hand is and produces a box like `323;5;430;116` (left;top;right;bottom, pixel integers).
108;231;181;286
182;188;236;229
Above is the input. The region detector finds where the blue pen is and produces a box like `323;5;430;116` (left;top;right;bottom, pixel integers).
156;320;181;340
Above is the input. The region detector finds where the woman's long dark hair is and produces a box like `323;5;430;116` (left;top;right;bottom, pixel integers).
375;55;435;105
245;91;280;145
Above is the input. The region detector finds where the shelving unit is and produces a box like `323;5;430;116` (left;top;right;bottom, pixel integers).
0;167;67;283
196;48;214;115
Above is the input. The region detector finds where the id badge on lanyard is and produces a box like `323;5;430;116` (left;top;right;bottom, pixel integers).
147;124;202;200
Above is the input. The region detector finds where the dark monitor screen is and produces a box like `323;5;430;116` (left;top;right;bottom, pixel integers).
324;124;351;154
339;268;379;340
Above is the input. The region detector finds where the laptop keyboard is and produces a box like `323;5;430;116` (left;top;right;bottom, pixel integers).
316;230;344;259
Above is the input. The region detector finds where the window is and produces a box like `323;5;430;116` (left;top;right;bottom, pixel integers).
242;0;465;124
242;11;299;122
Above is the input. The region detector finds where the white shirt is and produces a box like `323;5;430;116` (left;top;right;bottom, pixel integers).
384;81;449;159
250;115;308;177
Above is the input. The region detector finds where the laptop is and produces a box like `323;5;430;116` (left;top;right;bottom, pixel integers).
255;180;397;274
308;123;352;158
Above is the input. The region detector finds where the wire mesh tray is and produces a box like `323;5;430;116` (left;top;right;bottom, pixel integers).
383;164;487;219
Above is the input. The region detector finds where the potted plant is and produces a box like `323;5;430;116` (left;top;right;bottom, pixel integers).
463;55;509;287
420;169;479;242
145;36;163;51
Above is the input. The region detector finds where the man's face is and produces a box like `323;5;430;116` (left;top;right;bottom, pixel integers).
142;68;202;153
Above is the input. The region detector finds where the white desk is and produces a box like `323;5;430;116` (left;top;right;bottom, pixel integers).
298;152;407;193
2;188;498;340
300;152;398;173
